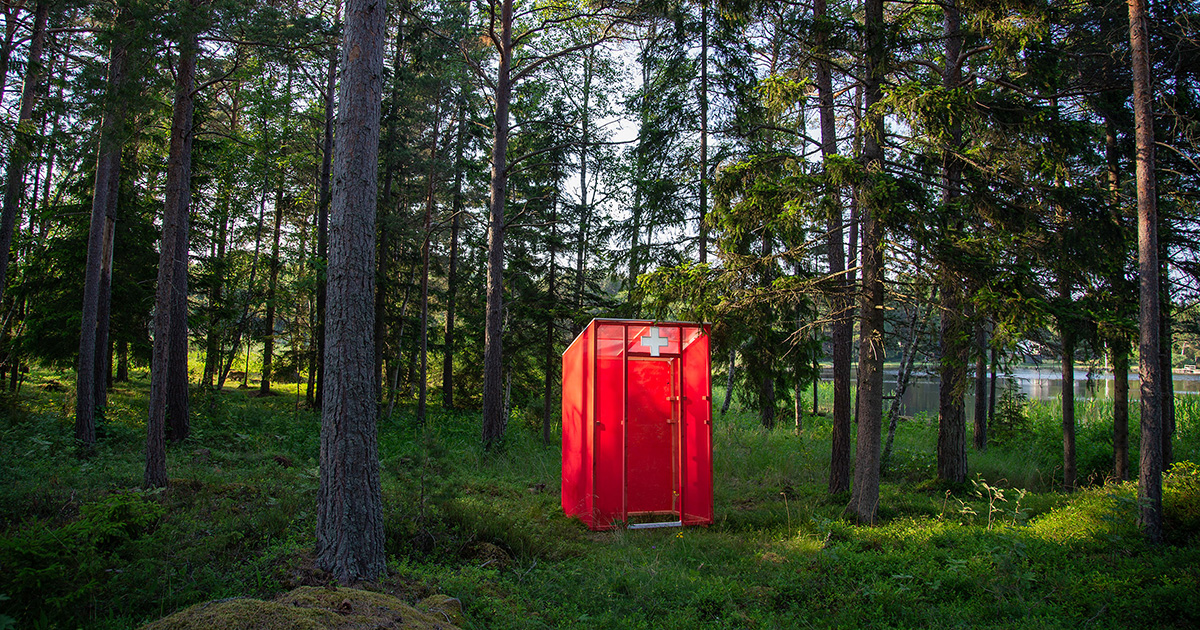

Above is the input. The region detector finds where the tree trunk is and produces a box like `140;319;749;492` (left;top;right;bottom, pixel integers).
76;24;123;448
1061;313;1076;491
1128;0;1162;543
720;347;735;416
817;0;851;495
882;295;931;472
146;18;198;486
316;0;387;584
1160;281;1174;468
936;1;968;486
542;188;558;445
0;0;47;306
314;4;339;410
973;322;988;451
1105;115;1130;481
442;91;466;409
482;0;513;447
261;182;285;395
416;98;442;426
698;0;708;264
574;51;592;311
846;0;885;525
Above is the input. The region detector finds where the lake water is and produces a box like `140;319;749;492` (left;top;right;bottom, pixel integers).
823;367;1200;422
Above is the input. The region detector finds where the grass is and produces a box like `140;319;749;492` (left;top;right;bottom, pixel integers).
0;366;1198;629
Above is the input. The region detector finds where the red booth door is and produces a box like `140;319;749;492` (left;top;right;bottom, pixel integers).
625;357;680;520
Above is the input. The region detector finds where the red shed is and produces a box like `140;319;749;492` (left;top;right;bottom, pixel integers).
561;319;713;530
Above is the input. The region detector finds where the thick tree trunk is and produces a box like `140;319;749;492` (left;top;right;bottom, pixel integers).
146;21;198;486
1128;0;1162;543
817;0;851;495
973;322;988;451
0;1;47;306
936;1;968;486
482;0;513;447
846;0;885;525
316;0;387;584
76;27;123;448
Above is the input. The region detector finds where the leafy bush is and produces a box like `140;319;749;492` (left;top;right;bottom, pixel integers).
0;492;166;621
1163;460;1200;545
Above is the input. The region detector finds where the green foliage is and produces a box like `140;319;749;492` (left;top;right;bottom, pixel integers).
3;368;1200;629
1164;461;1200;545
0;491;166;619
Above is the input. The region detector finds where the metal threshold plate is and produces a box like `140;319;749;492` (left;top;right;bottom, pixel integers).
627;520;683;529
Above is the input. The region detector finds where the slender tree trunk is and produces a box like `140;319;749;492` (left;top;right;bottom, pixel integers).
76;25;123;448
1160;282;1174;468
721;348;735;416
442;92;466;408
698;0;708;264
575;52;592;311
146;18;198;485
314;4;339;410
1061;310;1076;491
1105;115;1130;481
1128;0;1162;543
416;99;442;426
118;340;129;381
261;183;285;395
846;0;886;525
316;0;387;584
882;295;932;471
482;0;513;447
0;0;47;306
543;188;558;445
973;322;988;451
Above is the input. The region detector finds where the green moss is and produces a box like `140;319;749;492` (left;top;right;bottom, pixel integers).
139;587;464;630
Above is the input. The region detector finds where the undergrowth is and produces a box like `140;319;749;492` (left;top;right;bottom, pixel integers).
0;367;1197;629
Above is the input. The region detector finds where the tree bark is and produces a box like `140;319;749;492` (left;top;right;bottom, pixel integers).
261;181;286;395
697;0;708;264
936;0;968;486
316;0;387;584
816;0;851;495
542;188;558;445
416;98;442;426
1160;280;1174;468
1105;114;1130;481
146;16;198;486
973;322;988;451
1061;311;1076;492
442;91;466;408
0;0;47;307
1128;0;1162;544
846;0;885;525
482;0;514;447
76;23;123;448
314;3;339;410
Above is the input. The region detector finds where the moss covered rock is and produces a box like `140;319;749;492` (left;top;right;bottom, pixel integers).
139;586;465;630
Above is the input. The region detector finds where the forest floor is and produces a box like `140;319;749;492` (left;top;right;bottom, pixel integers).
1;367;1198;629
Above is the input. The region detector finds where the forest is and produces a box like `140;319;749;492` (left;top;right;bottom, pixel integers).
0;0;1198;628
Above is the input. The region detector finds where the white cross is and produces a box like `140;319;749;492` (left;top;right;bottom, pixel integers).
640;327;669;357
